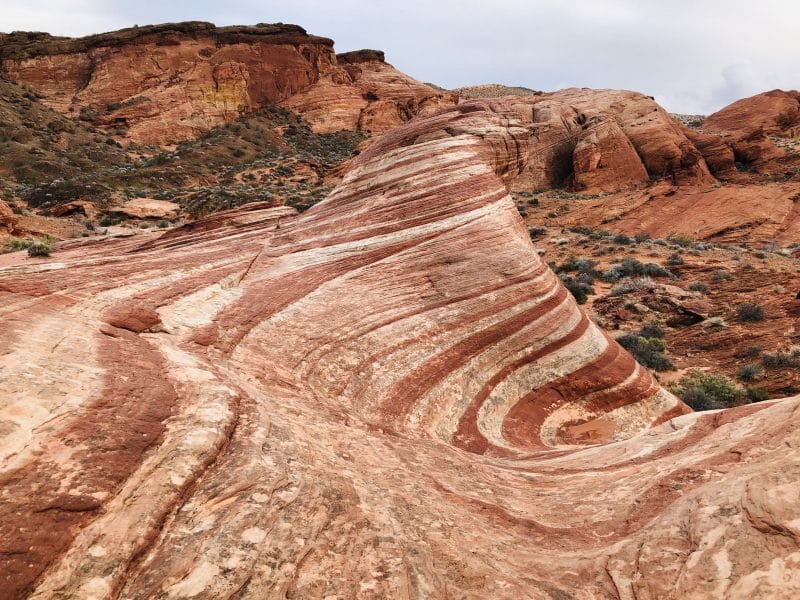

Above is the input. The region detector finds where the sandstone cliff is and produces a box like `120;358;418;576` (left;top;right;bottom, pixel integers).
0;22;455;144
2;100;797;599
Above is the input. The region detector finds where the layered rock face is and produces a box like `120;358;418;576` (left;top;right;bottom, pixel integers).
2;100;799;599
488;88;717;193
284;49;457;134
0;23;454;144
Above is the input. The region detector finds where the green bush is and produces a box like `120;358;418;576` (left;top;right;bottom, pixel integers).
603;258;671;282
617;333;674;371
560;273;594;304
639;322;665;339
26;239;53;257
737;363;764;382
746;387;769;402
688;281;708;293
6;237;53;256
670;370;747;411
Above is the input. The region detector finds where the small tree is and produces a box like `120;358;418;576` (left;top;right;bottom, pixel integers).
669;370;747;411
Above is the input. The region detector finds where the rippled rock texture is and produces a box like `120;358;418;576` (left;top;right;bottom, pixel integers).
1;101;799;599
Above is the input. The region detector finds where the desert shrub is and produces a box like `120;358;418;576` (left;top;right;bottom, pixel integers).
737;364;764;382
617;333;674;371
634;232;651;243
736;302;765;322
711;270;732;281
703;317;727;330
688;281;708;293
26;239;52;257
743;346;762;358
603;258;642;281
528;226;547;238
6;238;32;251
603;258;671;282
668;233;695;248
568;225;593;235
639;322;665;339
641;263;673;278
610;276;655;296
556;256;597;276
666;252;684;266
157;220;170;228
762;351;800;369
613;233;633;245
670;370;747;411
99;214;125;227
746;387;769;402
560;273;594;304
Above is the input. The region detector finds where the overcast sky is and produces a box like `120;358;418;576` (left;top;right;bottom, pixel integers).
2;0;798;114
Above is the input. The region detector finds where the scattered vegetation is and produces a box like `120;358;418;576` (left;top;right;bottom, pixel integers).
762;349;800;369
669;370;765;411
6;237;53;256
601;258;673;282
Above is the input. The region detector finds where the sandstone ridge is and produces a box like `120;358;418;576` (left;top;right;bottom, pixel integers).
1;99;798;599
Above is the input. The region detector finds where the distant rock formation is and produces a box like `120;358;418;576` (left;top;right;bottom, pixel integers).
704;89;800;138
0;22;455;144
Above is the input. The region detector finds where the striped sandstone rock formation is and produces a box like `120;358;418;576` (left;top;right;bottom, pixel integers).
1;101;799;599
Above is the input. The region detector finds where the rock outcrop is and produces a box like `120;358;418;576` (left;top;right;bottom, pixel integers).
0;22;455;144
2;100;798;599
0;199;18;233
464;88;717;193
697;90;800;167
704;89;800;138
284;49;457;134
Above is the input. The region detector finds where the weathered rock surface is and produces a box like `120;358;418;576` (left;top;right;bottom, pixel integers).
278;49;457;135
1;100;799;599
573;114;650;192
0;22;455;144
0;199;18;232
463;88;717;194
107;198;181;220
704;89;800;138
